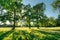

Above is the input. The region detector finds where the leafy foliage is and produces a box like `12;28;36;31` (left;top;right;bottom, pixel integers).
0;0;60;27
52;0;60;10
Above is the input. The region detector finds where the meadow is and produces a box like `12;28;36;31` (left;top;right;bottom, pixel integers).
0;27;60;40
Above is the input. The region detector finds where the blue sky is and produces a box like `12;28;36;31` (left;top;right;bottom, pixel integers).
22;0;59;18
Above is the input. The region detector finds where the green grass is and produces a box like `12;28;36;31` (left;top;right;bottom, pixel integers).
0;27;60;40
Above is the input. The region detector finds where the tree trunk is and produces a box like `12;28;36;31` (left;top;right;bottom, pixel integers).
12;9;16;30
37;11;39;28
29;18;30;28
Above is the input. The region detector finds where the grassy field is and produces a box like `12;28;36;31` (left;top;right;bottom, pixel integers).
0;27;60;40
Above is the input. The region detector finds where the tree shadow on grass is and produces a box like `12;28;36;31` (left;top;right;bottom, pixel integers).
0;31;4;36
0;30;14;40
12;30;29;40
36;30;60;40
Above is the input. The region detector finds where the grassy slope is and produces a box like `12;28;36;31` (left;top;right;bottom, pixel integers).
0;27;60;40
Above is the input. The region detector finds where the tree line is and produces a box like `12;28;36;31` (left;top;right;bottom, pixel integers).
0;0;60;29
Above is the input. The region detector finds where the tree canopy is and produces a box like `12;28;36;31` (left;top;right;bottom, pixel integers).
0;0;60;29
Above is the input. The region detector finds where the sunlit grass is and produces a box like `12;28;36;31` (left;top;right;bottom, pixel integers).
0;27;60;31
